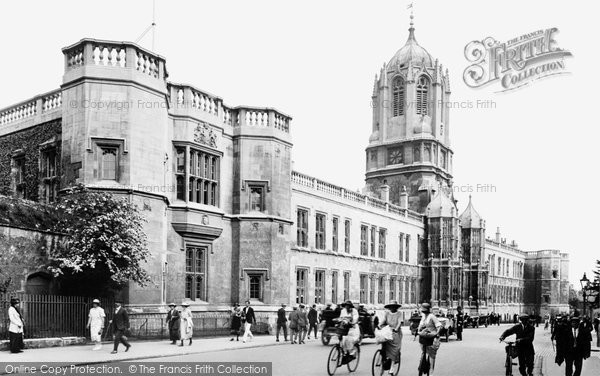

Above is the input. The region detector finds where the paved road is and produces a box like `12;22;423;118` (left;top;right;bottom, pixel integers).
140;325;600;376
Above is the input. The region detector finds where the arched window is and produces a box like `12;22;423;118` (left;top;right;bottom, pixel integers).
392;77;405;116
416;76;430;115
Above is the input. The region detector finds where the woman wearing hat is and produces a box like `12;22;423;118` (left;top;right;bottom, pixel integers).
339;300;360;360
379;300;403;374
418;303;442;374
179;301;193;346
86;298;106;350
8;297;25;353
166;303;180;344
230;303;242;342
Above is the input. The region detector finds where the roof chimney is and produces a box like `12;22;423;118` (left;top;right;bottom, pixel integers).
496;227;501;242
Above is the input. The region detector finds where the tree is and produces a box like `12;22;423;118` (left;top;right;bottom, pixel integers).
48;185;151;296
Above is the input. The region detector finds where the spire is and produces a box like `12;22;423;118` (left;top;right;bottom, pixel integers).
372;74;378;97
408;3;416;42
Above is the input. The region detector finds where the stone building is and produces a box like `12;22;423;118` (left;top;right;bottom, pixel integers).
0;21;569;320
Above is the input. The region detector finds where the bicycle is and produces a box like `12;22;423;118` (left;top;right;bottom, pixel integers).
372;344;400;376
326;322;360;375
502;340;518;376
417;344;430;376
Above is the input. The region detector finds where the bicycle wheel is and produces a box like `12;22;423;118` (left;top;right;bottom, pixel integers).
371;349;383;376
505;354;512;376
347;344;360;372
327;345;341;376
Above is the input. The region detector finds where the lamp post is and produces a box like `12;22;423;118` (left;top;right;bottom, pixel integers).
580;273;590;317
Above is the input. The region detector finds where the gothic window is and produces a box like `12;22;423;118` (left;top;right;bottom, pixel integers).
343;272;350;302
315;213;326;250
12;155;26;199
387;147;403;165
369;276;376;304
185;246;207;301
40;148;58;203
405;235;410;262
296;208;309;247
175;146;220;206
378;275;385;304
360;225;368;255
416;76;430;115
413;145;421;163
344;219;351;253
332;217;339;252
315;270;325;304
370;226;377;257
399;233;405;261
360;274;368;304
296;268;307;304
392;76;405;116
331;271;338;303
99;146;118;180
389;276;396;302
370;151;378;163
378;228;387;258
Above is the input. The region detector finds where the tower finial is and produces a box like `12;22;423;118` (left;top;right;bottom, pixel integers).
407;2;414;28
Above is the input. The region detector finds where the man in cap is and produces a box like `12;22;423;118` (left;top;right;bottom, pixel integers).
166;302;180;344
111;300;131;353
418;303;442;374
86;299;106;350
499;314;535;376
276;303;288;342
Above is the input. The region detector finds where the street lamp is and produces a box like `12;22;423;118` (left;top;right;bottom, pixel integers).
580;273;590;316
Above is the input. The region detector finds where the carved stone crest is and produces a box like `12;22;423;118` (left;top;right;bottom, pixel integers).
194;123;217;148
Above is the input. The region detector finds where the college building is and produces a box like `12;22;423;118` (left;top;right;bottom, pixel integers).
0;21;569;322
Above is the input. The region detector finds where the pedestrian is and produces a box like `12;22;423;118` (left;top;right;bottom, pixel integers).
110;300;131;354
307;304;319;340
544;313;550;330
179;301;193;346
230;303;242;341
321;303;336;328
166;302;180;344
339;300;360;362
379;300;403;375
418;303;442;375
455;306;464;341
499;314;535;376
297;304;308;344
289;306;300;344
86;299;106;350
276;303;288;342
593;313;600;347
553;314;593;376
242;300;255;343
8;297;25;354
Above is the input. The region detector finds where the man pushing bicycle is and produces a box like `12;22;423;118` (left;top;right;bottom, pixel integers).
499;314;536;376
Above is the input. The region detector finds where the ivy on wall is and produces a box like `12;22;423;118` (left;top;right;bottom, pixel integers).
0;119;62;201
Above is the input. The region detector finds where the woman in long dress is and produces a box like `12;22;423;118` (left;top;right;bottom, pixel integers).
230;303;242;341
380;300;403;374
8;297;25;353
418;303;441;374
339;300;360;359
86;299;106;350
179;301;193;346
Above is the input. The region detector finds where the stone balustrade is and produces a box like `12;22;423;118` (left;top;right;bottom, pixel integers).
62;38;167;81
0;89;62;126
291;170;423;223
234;107;291;133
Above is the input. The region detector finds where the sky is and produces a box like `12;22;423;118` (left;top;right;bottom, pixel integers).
0;0;598;286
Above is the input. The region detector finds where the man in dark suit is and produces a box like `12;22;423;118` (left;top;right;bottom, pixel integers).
242;300;255;343
307;304;319;340
554;315;592;376
499;314;535;376
276;303;288;342
455;306;464;341
111;301;131;354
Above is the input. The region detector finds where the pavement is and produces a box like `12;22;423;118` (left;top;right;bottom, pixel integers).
2;326;600;376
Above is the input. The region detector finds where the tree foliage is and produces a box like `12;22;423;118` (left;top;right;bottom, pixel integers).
47;185;151;293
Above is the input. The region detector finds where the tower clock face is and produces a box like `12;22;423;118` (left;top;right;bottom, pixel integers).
388;148;403;165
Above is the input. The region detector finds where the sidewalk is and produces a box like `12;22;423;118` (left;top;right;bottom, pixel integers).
1;335;283;367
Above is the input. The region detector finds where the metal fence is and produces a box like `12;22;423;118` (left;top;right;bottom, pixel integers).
1;294;272;340
0;294;115;339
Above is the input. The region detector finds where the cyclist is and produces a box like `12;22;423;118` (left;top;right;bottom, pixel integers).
499;314;535;376
379;300;403;375
417;303;441;375
339;300;360;363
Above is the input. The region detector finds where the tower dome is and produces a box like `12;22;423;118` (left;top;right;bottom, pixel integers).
459;195;484;229
387;24;433;69
426;187;457;218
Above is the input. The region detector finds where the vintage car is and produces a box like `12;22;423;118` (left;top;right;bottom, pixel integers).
464;314;489;328
320;309;377;345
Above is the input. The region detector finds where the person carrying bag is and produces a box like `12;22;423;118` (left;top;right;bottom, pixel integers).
418;303;442;375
